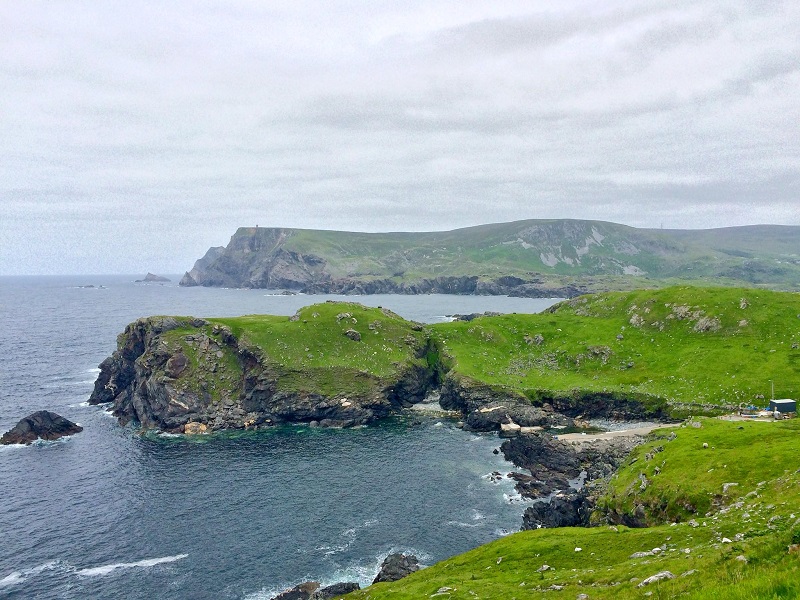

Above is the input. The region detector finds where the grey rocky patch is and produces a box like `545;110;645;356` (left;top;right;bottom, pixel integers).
343;329;361;341
270;581;320;600
310;582;360;599
372;553;420;584
502;432;645;529
166;352;189;378
1;411;83;445
637;571;675;587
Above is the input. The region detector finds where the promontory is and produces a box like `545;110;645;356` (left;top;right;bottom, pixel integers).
179;219;800;295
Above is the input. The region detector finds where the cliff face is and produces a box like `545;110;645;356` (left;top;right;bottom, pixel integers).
178;220;800;294
179;229;329;289
88;305;439;432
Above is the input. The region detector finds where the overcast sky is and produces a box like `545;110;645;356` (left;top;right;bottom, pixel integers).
1;1;799;275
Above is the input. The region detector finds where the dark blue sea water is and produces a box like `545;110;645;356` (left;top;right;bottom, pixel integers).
0;276;559;599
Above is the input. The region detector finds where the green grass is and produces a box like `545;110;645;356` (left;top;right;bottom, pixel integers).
211;302;428;396
159;323;244;404
430;287;800;415
341;419;800;599
223;220;800;291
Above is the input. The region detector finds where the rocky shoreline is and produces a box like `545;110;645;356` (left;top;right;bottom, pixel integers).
87;313;436;433
500;428;651;530
87;305;670;436
85;308;667;595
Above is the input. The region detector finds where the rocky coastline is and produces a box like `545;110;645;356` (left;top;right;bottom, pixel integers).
182;271;586;299
500;429;649;530
88;307;666;436
88;313;436;433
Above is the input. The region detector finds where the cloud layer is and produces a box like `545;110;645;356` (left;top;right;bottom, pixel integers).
1;1;798;274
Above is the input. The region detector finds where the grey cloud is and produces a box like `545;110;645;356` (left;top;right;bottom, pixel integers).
1;1;798;274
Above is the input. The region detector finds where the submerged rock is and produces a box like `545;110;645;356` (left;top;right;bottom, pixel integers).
1;411;83;445
372;553;420;583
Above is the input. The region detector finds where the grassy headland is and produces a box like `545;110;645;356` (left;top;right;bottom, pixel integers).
431;286;800;417
212;302;430;398
180;219;800;294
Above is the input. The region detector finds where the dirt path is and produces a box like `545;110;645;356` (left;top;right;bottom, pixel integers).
554;423;677;443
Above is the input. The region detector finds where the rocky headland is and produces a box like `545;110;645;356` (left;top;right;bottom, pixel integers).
88;304;438;433
178;220;800;294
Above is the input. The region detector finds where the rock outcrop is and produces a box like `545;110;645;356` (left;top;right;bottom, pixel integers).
136;273;171;282
1;411;83;445
269;581;360;600
372;553;420;584
88;308;437;433
438;375;573;432
501;432;645;530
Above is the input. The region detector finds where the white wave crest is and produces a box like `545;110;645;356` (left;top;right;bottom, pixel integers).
0;560;61;588
76;554;188;577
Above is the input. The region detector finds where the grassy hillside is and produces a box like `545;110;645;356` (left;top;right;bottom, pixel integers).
342;418;800;599
431;287;800;414
182;219;800;291
211;302;429;398
279;220;800;280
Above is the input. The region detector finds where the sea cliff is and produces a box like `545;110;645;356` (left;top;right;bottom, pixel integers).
179;219;800;294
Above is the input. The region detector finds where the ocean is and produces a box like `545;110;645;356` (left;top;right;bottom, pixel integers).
0;276;559;599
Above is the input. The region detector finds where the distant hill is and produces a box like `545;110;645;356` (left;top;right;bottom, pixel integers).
179;220;800;296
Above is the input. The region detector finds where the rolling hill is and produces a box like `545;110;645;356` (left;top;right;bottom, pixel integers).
179;219;800;296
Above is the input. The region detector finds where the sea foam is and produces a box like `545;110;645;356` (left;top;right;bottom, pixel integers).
76;554;188;577
0;560;61;587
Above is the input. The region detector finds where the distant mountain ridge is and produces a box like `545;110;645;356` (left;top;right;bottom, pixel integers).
180;219;800;296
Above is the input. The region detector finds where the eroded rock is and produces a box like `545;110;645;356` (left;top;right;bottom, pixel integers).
1;411;83;445
372;553;420;584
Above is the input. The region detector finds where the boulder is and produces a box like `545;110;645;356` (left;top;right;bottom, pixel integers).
637;571;675;587
183;422;208;435
271;581;320;600
1;411;83;445
372;553;420;584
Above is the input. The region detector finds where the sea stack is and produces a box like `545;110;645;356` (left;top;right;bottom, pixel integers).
1;411;83;445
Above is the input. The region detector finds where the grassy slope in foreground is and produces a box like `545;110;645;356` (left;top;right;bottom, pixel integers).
344;418;800;599
432;287;800;414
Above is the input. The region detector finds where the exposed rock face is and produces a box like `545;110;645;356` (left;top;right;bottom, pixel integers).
311;582;360;598
270;581;360;600
523;493;588;529
501;432;645;529
271;581;319;600
88;315;436;433
180;246;226;286
439;376;573;432
136;272;171;282
1;411;83;445
372;553;420;584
